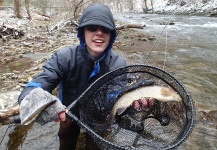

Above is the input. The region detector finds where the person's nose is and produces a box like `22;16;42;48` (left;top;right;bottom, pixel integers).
96;27;103;34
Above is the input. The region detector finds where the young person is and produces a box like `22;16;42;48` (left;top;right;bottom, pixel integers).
18;4;126;150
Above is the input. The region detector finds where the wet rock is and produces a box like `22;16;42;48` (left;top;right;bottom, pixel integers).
0;91;20;110
196;102;217;125
0;25;25;41
147;36;156;40
141;38;148;41
160;22;175;25
0;91;21;125
0;105;19;125
208;110;217;121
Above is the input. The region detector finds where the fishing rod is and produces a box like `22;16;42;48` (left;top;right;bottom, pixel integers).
0;1;185;149
144;3;181;69
142;2;181;86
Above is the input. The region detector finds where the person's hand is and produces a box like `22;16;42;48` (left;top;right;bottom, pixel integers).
19;88;66;125
54;109;68;122
132;97;155;111
36;98;66;125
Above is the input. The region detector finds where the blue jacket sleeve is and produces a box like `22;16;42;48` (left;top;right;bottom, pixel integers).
18;49;68;104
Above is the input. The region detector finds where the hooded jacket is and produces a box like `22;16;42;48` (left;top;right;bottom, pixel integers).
18;4;126;106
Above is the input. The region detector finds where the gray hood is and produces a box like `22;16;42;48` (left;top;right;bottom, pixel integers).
77;4;117;79
78;4;116;30
77;4;117;51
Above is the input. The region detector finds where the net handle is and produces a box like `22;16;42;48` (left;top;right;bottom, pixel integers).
66;108;131;150
66;95;134;149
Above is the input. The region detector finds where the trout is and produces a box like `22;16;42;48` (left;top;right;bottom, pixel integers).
107;85;182;125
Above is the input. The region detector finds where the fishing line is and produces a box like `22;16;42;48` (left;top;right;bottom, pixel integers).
144;2;181;67
163;26;168;70
0;1;186;149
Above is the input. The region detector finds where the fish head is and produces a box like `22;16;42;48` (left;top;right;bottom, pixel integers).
160;86;182;102
168;86;182;102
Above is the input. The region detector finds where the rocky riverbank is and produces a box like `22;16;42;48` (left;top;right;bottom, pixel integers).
0;5;217;150
1;3;217;126
146;0;217;17
0;7;156;124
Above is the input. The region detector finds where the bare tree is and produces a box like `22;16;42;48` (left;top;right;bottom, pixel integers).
143;0;148;12
14;0;31;19
143;0;153;13
128;0;134;11
14;0;22;18
73;0;85;19
25;0;31;19
150;0;153;13
115;0;122;12
62;0;92;20
0;0;3;10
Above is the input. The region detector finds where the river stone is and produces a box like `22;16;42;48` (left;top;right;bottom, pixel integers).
0;91;21;110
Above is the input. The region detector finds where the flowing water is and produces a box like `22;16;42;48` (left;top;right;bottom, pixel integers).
114;13;217;107
114;12;217;150
0;13;217;150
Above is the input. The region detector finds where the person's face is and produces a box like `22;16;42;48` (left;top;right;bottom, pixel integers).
84;25;111;59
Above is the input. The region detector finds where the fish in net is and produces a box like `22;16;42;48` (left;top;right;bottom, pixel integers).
67;65;195;150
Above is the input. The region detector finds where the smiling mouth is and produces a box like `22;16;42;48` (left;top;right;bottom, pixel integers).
93;39;104;43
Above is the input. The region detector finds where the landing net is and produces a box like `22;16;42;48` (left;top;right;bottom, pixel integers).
69;65;195;150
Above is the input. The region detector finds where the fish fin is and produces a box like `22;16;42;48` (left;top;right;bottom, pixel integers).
106;113;115;125
160;87;171;96
106;107;127;125
117;107;127;115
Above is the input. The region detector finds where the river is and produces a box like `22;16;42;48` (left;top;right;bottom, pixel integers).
0;13;217;150
114;12;217;107
114;12;217;150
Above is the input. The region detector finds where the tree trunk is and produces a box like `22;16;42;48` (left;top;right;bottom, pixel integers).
143;0;148;13
14;0;22;18
73;0;84;20
151;0;154;13
25;0;31;20
0;0;3;10
116;23;145;30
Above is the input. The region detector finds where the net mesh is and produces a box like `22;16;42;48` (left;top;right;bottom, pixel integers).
69;65;195;150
